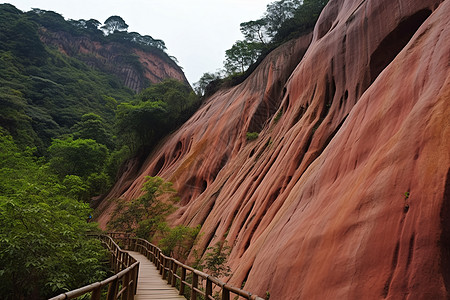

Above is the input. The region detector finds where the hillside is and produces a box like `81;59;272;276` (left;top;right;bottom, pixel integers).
0;4;188;151
97;0;450;298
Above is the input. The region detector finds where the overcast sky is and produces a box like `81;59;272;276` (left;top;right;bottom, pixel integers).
3;0;273;85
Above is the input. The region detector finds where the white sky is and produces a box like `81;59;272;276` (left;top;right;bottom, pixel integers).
2;0;273;85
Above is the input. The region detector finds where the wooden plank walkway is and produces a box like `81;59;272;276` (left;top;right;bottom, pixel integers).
127;251;186;300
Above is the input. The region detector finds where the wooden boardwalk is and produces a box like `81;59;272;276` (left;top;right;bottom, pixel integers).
127;251;185;300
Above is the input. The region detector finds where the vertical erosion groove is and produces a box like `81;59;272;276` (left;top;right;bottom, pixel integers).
151;155;165;176
369;9;432;84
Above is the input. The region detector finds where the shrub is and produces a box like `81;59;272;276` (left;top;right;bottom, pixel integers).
246;132;259;141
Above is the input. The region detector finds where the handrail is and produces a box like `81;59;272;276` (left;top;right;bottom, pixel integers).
48;235;140;300
114;234;264;300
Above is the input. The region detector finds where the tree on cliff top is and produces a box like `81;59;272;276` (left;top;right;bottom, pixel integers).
102;15;129;35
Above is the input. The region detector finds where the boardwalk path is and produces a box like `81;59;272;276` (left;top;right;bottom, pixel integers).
127;251;185;300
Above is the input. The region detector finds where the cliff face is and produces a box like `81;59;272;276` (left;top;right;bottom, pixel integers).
39;30;188;92
97;0;450;298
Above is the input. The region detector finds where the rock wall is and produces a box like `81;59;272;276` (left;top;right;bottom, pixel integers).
97;0;449;298
39;30;188;92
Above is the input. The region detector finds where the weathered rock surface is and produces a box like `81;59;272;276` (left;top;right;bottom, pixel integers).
39;30;188;92
97;0;449;298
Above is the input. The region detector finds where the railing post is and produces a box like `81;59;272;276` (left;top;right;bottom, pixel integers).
160;256;164;276
91;286;101;300
133;264;139;297
206;277;213;299
179;267;186;296
167;259;173;284
222;286;230;300
122;271;130;300
171;262;177;287
106;277;119;300
162;258;168;280
191;272;198;300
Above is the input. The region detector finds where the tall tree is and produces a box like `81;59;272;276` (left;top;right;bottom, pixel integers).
240;19;269;45
71;113;115;149
224;40;261;75
101;15;128;35
0;130;107;299
48;137;108;178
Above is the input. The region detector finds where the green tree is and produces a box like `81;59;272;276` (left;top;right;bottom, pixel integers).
115;100;168;152
101;15;128;35
264;0;301;38
109;176;179;237
159;225;201;260
224;40;261;75
71;113;115;149
139;79;194;116
48;137;108;178
193;72;223;96
240;19;269;45
0;129;107;299
202;240;232;278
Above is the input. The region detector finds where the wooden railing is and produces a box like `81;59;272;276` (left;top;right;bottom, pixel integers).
49;235;139;300
114;235;264;300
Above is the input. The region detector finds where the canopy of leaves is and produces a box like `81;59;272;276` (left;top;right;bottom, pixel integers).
109;176;179;237
71;113;115;149
0;129;107;299
116;79;199;153
48;137;109;178
224;40;262;75
101;15;129;35
201;240;231;278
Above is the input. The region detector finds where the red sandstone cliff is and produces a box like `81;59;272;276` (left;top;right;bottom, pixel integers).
97;0;450;298
39;29;188;92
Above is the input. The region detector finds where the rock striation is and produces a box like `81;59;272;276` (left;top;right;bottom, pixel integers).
97;0;450;298
39;30;188;92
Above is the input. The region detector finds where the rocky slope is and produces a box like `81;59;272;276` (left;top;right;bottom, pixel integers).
40;29;188;92
97;0;450;298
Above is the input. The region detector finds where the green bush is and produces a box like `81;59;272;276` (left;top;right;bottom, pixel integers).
246;132;259;141
0;129;108;299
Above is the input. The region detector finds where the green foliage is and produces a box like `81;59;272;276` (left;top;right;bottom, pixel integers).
116;79;199;153
246;132;259;141
109;176;179;236
48;137;108;178
139;79;195;116
71;113;115;149
101;15;129;35
273;0;329;43
240;19;269;45
0;4;187;154
0;129;108;299
193;72;223;96
224;40;262;75
201;240;232;278
273;109;283;123
159;225;201;259
199;0;329;91
115;100;168;153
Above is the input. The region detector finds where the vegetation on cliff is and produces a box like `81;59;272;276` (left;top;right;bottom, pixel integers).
195;0;329;96
0;130;108;299
0;4;200;298
0;3;199;198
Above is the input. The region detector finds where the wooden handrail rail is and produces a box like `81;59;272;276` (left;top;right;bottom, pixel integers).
113;235;265;300
48;235;140;300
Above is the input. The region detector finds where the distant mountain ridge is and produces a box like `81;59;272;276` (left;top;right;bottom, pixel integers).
39;28;188;93
0;4;189;150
